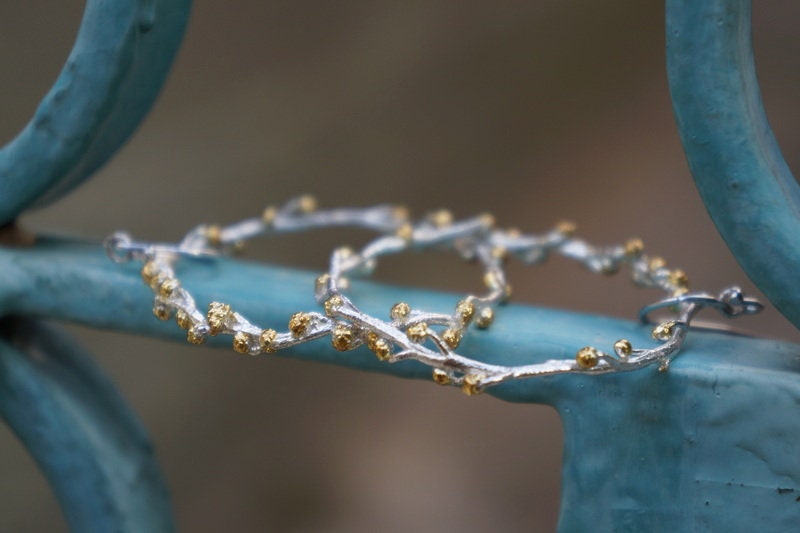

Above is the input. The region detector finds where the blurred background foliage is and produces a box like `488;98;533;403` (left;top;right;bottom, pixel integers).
0;1;798;531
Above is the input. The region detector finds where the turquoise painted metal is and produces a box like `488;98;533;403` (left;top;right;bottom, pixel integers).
667;0;800;331
3;242;800;531
1;0;799;531
0;0;191;530
0;318;173;532
0;0;191;223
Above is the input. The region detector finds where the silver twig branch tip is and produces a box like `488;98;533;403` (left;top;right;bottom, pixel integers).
106;196;763;396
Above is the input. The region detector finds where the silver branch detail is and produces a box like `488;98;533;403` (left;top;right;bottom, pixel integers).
105;196;762;395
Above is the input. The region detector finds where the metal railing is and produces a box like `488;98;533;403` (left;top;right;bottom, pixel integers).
1;1;798;531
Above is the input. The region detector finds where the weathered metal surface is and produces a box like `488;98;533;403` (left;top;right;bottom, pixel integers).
667;0;800;329
0;0;190;529
0;0;191;223
2;240;799;531
0;318;174;532
2;0;800;530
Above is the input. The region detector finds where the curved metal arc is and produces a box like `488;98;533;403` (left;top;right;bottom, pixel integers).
0;0;192;224
637;287;763;325
666;0;800;329
0;318;174;532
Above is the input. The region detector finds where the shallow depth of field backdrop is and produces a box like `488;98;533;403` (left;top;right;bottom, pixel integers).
1;2;799;532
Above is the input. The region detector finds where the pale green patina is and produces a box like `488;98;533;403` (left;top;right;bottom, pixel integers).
1;1;798;531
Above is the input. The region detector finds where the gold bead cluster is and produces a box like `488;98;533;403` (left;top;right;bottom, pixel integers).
569;230;696;370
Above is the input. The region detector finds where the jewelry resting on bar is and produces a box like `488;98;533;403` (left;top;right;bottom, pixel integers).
105;196;763;395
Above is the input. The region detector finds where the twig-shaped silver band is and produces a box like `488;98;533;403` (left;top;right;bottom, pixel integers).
105;196;762;395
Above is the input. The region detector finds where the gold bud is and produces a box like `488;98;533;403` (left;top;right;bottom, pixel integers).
475;307;494;329
259;329;278;352
187;327;206;345
430;209;453;228
455;300;475;324
478;213;495;228
668;269;689;289
652;321;676;341
556;220;577;237
370;338;391;361
288;312;311;337
432;368;451;385
331;323;355;352
233;332;251;354
491;246;509;262
175;309;192;330
159;278;180;298
462;374;484;396
149;272;168;290
624;238;644;257
390;302;411;321
576;346;600;369
315;274;331;300
392;205;410;222
324;295;343;317
261;205;278;225
334;246;354;261
141;261;160;285
206;302;231;336
366;331;380;350
395;223;414;242
406;323;428;342
672;287;689;297
205;225;222;247
614;339;632;358
442;329;462;350
649;256;666;271
298;195;317;213
484;271;501;289
153;304;171;321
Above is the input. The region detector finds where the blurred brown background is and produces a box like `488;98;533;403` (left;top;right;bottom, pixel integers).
1;1;799;532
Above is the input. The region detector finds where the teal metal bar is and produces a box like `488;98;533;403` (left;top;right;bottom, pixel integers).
0;0;190;528
0;318;174;532
2;240;799;531
0;0;191;223
667;0;800;330
2;0;800;530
